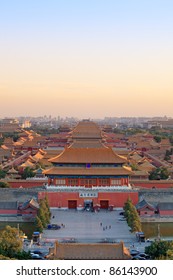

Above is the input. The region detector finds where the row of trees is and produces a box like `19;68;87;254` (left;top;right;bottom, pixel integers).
35;195;51;232
0;132;20;144
123;199;173;259
124;198;142;232
0;166;39;185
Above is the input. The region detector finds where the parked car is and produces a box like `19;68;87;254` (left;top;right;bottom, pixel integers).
130;249;140;256
132;256;146;260
31;255;45;260
47;224;61;230
118;217;126;221
31;253;40;258
136;253;150;259
33;250;42;255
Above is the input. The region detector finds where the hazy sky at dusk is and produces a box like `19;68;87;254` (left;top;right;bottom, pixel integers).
0;0;173;119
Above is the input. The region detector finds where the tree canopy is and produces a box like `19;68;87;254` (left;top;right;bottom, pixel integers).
0;181;10;188
145;240;173;260
124;198;142;232
35;195;51;232
20;167;35;179
0;169;6;179
153;135;162;143
0;225;22;258
0;225;31;260
149;167;170;180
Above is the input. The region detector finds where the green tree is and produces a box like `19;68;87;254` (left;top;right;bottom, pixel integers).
166;249;173;260
35;216;44;233
149;167;170;180
37;207;47;228
0;254;15;260
21;167;35;179
131;218;141;232
130;163;139;171
39;199;50;224
0;169;6;179
169;136;173;146
0;226;23;258
124;198;142;232
154;135;162;143
43;195;51;219
124;197;133;213
13;250;32;260
164;150;171;161
0;181;10;188
3;132;19;142
145;240;173;259
160;167;170;179
35;196;51;231
0;137;4;146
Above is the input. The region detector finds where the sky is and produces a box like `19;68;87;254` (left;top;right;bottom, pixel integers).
0;0;173;119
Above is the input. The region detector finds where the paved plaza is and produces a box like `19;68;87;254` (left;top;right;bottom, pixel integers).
27;209;148;254
42;209;137;244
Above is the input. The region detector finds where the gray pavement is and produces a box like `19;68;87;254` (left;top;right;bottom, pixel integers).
27;209;149;254
42;209;138;244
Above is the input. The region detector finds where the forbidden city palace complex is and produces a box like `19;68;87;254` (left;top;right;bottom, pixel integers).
40;120;138;209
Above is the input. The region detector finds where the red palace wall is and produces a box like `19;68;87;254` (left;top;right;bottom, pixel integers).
159;210;173;216
139;210;155;216
0;209;17;215
38;191;138;208
18;209;37;215
5;179;48;188
131;180;173;189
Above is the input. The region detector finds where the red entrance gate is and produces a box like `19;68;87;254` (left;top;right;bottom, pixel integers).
68;200;77;209
100;200;109;209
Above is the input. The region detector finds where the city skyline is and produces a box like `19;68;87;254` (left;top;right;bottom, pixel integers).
0;0;173;119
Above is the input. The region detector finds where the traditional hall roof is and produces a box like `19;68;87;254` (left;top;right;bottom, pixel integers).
7;167;18;174
71;120;102;139
1;145;9;150
44;166;133;176
19;198;39;210
71;139;104;148
32;151;44;161
49;146;127;164
128;151;143;162
49;241;131;260
20;159;35;168
136;199;156;211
